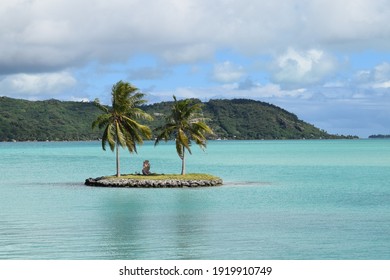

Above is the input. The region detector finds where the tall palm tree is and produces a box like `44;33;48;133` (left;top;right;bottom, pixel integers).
154;96;214;175
92;81;153;177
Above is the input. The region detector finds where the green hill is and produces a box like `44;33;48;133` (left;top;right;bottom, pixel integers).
0;97;102;141
0;96;352;141
206;99;333;139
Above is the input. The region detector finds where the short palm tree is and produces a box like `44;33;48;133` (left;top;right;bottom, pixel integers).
92;81;153;177
154;96;214;175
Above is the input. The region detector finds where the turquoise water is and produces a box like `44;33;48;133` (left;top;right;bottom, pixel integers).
0;140;389;260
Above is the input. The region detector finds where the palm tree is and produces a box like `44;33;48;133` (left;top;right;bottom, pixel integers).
154;96;214;175
92;81;153;177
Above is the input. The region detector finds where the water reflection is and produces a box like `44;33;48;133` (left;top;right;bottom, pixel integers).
170;191;209;259
100;189;214;259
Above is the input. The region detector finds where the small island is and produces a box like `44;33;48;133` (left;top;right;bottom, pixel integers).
86;81;222;188
369;134;390;139
85;174;223;188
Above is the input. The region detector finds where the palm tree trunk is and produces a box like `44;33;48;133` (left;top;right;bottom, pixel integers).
116;139;120;177
181;147;186;175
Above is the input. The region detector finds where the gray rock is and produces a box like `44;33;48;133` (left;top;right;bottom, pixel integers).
85;176;223;188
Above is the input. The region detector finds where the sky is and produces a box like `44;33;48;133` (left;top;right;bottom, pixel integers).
1;0;390;137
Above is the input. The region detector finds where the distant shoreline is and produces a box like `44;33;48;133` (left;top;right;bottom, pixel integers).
369;134;390;139
2;137;368;144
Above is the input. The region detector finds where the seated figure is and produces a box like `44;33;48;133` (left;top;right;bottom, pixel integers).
142;160;151;175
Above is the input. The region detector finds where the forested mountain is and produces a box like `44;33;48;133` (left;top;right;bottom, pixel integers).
0;96;351;141
0;97;102;141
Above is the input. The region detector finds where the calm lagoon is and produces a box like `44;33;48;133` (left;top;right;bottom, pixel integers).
0;140;389;259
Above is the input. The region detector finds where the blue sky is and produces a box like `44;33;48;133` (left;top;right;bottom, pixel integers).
1;0;390;137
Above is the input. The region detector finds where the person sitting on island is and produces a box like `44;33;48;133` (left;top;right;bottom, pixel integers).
142;160;151;175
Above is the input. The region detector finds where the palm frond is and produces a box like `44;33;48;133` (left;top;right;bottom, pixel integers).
93;98;109;113
192;121;214;135
122;116;152;139
154;123;176;145
176;140;184;159
101;125;110;151
128;92;147;107
126;108;153;121
92;113;112;129
178;128;191;154
100;123;117;151
115;121;127;148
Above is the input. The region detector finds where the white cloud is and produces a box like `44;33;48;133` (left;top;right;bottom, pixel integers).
373;63;390;80
353;62;390;89
2;0;390;74
371;63;390;88
0;72;77;96
151;81;310;102
373;81;390;89
271;48;337;87
212;61;245;83
70;96;90;102
301;0;390;49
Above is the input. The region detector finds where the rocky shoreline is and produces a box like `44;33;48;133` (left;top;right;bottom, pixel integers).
85;176;223;188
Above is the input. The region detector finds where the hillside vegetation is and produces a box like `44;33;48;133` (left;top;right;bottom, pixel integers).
0;97;102;141
0;96;351;141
